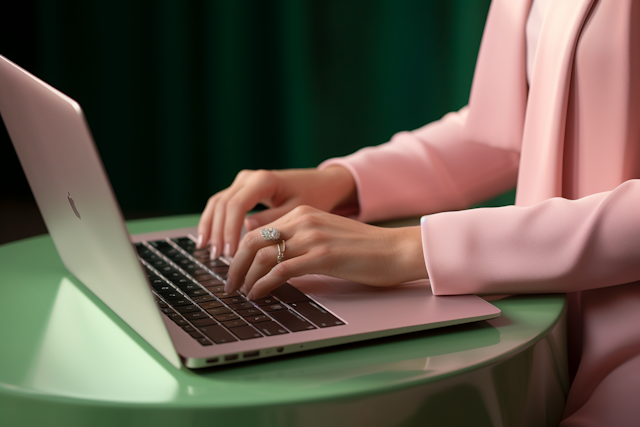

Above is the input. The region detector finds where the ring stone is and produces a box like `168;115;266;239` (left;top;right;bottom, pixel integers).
261;227;281;241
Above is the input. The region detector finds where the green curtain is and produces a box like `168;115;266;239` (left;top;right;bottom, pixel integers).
34;0;501;218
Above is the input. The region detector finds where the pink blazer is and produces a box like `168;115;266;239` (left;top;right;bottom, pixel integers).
322;0;640;424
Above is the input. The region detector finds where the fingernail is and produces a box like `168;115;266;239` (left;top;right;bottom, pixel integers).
210;245;218;260
224;243;231;257
224;277;234;293
196;234;203;249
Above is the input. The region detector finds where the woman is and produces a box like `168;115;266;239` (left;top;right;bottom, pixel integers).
198;0;640;425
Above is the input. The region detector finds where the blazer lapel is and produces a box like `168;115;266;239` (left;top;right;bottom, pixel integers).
516;0;596;206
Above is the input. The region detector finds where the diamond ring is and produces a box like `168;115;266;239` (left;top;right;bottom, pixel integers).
261;227;281;241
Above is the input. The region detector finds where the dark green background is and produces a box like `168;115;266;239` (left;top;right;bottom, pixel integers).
2;0;513;224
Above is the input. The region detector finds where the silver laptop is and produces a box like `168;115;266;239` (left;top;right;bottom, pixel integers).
0;54;500;369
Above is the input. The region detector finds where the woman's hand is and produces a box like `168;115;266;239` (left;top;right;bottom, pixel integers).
197;166;357;259
225;205;429;300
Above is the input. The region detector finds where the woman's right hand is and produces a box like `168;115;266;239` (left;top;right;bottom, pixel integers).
196;166;357;259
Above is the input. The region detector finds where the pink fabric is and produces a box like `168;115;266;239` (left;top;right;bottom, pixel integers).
320;0;640;424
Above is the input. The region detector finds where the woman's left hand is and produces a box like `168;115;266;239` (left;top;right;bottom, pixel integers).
225;205;429;300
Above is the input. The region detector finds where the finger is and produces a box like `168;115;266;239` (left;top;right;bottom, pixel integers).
247;254;317;300
222;186;272;258
210;190;232;259
196;195;218;249
238;244;280;295
240;235;305;295
244;202;298;231
226;226;289;293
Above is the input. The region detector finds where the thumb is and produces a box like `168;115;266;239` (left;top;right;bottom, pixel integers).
245;204;296;230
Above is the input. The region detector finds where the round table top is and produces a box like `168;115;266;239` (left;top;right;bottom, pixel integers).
0;214;566;425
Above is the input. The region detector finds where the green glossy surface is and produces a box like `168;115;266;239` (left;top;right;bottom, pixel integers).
0;215;567;426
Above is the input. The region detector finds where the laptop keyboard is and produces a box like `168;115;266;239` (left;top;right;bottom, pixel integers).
135;237;345;346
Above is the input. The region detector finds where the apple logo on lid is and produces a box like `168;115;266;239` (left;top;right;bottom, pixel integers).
67;191;81;220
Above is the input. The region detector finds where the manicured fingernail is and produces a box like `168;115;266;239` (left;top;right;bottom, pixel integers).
224;277;234;293
196;234;203;248
224;243;231;257
210;245;218;260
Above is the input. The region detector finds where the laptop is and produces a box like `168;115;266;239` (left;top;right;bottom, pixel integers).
0;54;500;369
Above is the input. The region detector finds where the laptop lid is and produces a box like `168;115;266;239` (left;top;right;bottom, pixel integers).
0;54;181;368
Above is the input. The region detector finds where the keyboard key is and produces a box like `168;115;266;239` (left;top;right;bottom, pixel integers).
194;274;216;282
228;301;254;311
199;300;224;310
289;301;345;327
173;318;189;327
253;297;280;306
188;330;204;339
163;271;186;281
185;289;209;297
174;305;200;314
208;265;229;274
214;313;239;322
191;318;217;327
213;291;236;298
183;311;211;321
159;291;182;300
270;310;316;332
219;296;246;305
203;259;227;268
270;282;311;303
236;308;263;317
261;303;287;313
229;325;262;340
152;283;173;292
175;282;200;291
200;281;224;289
207;307;231;316
173;237;196;251
222;319;248;328
192;295;215;303
245;315;270;324
253;321;288;336
168;298;193;307
199;325;238;344
197;337;213;346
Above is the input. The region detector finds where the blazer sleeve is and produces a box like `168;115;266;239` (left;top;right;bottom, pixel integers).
423;179;640;295
319;0;529;224
319;107;520;224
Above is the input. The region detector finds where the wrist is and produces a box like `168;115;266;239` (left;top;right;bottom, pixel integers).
318;165;358;212
389;226;429;283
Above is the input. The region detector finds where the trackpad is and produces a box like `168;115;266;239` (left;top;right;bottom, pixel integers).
290;275;432;299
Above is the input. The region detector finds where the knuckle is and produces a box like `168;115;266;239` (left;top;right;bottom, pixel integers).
226;196;241;211
292;205;314;216
255;247;274;265
313;244;331;259
243;232;263;249
254;169;277;186
304;228;325;244
236;169;253;180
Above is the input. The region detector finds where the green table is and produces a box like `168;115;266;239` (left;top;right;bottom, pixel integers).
0;215;568;427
